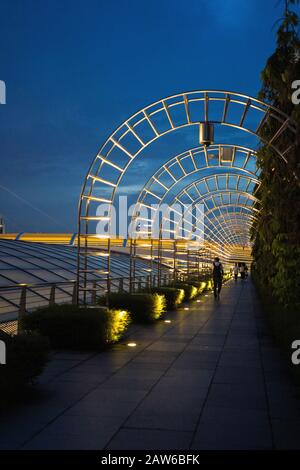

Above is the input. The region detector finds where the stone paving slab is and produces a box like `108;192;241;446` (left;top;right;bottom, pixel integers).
191;407;272;450
1;279;300;450
107;428;193;450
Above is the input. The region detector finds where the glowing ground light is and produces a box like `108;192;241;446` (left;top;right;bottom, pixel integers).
127;342;137;347
197;300;201;303
184;307;189;311
164;320;171;323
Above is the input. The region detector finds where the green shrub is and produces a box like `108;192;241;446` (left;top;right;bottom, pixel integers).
20;304;130;350
223;272;232;282
171;283;198;301
0;330;49;409
106;293;165;323
151;287;185;310
186;281;207;295
106;309;131;343
205;279;213;291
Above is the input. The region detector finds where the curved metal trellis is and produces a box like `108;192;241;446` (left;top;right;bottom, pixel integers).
77;90;297;302
156;176;260;280
130;144;259;236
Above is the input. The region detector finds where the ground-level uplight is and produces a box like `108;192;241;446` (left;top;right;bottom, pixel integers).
197;300;201;303
127;342;137;347
184;307;189;311
164;319;171;323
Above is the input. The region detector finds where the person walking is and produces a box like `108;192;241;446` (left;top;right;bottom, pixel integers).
240;263;245;280
233;263;239;281
212;257;224;299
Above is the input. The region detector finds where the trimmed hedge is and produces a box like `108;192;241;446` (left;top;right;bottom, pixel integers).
205;279;214;291
0;330;49;409
20;304;130;350
202;274;231;291
171;283;198;301
223;273;232;282
186;281;207;295
151;287;185;310
105;293;165;323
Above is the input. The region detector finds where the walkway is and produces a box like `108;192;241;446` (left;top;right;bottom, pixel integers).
1;280;300;450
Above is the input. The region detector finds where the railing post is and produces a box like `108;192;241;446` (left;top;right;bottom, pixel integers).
49;284;55;306
150;239;153;288
173;240;177;283
118;278;124;293
157;237;162;287
92;281;97;305
106;277;111;308
18;285;27;334
72;282;77;305
129;238;133;294
19;285;27;316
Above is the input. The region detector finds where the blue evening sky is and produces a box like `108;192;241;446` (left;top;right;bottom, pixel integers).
0;0;296;232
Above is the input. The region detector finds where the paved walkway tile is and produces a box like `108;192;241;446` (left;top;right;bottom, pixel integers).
1;279;300;449
191;407;272;450
107;429;193;450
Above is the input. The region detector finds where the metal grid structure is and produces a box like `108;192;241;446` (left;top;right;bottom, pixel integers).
130;145;260;271
131;179;259;283
78;90;297;302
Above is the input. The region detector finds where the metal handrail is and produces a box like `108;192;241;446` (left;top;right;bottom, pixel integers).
0;273;175;329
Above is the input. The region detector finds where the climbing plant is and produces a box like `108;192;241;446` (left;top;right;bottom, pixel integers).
252;0;300;309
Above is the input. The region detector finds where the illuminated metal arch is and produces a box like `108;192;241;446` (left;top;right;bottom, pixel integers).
132;173;259;237
131;144;259;235
147;172;260;240
155;209;256;276
157;173;260;262
128;146;259;280
162;189;258;239
162;187;259;251
131;176;259;281
200;210;257;241
157;197;257;276
78;90;296;299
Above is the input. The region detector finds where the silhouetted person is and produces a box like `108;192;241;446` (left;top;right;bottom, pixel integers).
240;263;245;280
213;257;224;299
233;263;239;281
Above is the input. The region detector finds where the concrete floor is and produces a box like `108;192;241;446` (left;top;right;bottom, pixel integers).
1;279;300;450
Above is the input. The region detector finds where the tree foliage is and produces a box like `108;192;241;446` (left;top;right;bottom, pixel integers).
252;0;300;308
